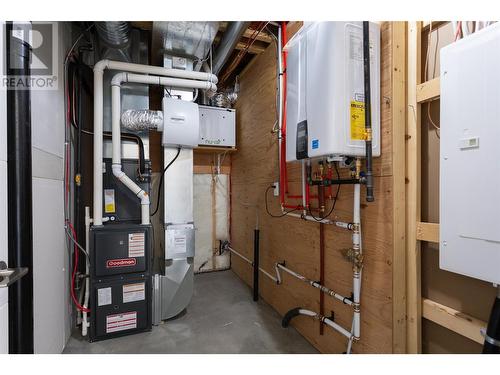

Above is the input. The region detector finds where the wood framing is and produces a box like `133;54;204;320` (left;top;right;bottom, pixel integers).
416;222;439;243
422;299;487;345
406;21;422;354
391;21;407;354
416;77;440;103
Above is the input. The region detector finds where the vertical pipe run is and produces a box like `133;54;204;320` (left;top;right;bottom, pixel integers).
6;22;34;353
319;222;325;335
352;183;362;339
362;21;374;202
253;229;260;301
483;287;500;354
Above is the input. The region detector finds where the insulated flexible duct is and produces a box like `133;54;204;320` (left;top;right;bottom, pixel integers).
121;109;163;131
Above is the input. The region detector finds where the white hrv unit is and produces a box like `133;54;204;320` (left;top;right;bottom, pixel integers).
162;97;200;148
285;21;381;161
198;105;236;147
440;23;500;284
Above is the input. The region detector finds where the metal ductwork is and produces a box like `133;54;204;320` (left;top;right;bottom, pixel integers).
96;22;132;61
95;22;131;49
211;21;250;75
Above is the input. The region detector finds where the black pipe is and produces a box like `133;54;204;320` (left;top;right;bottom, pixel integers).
362;21;374;202
483;291;500;354
282;307;302;328
308;178;363;186
6;22;34;354
253;229;260;302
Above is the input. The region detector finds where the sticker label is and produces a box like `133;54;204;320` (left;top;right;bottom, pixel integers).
128;232;145;258
123;282;145;303
174;235;187;254
106;311;137;333
104;189;115;213
97;287;112;306
311;139;319;149
350;100;366;141
106;258;137;268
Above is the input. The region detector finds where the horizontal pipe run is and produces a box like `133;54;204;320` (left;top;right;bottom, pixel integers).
227;246;252;265
227;246;279;284
283;212;334;225
308;178;363;186
282;308;353;340
276;263;353;306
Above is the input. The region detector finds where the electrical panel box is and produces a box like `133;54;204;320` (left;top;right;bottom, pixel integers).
440;23;500;284
162;97;200;148
285;21;381;161
198;105;236;147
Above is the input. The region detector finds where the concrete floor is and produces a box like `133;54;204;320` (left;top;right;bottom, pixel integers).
64;270;318;354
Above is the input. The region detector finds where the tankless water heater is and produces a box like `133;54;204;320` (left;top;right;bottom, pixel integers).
285;21;381;161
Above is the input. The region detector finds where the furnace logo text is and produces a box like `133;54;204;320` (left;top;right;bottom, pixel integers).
106;258;137;268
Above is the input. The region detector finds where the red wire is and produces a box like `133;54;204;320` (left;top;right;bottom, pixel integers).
67;221;90;313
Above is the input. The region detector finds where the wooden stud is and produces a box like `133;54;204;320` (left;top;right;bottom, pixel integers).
416;77;440;103
422;21;449;33
391;21;407;354
416;222;439;243
422;298;486;345
406;21;423;354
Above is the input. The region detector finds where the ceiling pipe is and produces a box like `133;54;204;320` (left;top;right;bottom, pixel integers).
210;21;250;75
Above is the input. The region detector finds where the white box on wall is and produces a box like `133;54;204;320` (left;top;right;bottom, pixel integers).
440;22;500;284
285;21;381;161
198;105;236;147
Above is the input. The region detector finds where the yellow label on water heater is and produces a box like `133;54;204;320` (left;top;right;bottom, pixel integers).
350;100;366;141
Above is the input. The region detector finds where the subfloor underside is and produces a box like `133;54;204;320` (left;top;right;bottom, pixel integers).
63;270;318;354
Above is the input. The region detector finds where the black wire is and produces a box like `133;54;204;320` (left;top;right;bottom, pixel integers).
307;162;342;221
151;147;182;217
265;186;301;218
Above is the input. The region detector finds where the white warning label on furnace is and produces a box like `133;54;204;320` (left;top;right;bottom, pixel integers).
106;311;137;333
97;287;112;306
123;282;145;303
128;232;145;258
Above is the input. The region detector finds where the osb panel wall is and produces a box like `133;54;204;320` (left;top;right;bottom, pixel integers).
231;22;395;353
420;23;496;353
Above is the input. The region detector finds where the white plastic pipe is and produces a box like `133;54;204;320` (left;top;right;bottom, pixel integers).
93;59;217;226
296;309;353;339
284;212;334;224
352;183;362;339
110;72;218;225
82;206;91;336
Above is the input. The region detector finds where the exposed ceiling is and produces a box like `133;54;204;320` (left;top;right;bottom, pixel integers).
131;21;276;89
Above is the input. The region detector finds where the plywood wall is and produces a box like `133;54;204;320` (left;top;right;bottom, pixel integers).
230;22;398;353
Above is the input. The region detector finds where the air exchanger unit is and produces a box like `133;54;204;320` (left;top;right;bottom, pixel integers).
285;21;381;161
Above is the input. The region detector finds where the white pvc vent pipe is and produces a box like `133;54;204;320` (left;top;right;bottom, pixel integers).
110;72;217;225
93;59;217;225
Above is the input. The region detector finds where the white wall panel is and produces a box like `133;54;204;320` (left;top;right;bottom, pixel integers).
31;22;71;353
32;177;66;353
